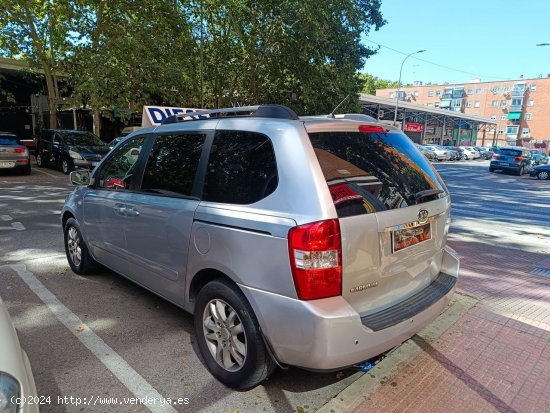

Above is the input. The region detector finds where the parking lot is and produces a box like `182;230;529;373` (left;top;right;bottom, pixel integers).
1;158;548;412
0;161;366;412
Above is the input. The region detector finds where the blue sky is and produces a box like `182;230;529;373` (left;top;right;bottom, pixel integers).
361;0;550;85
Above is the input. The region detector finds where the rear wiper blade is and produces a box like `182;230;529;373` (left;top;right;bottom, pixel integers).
414;189;444;201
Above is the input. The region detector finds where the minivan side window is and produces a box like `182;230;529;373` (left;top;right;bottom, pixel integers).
140;133;207;197
202;130;278;204
97;136;146;190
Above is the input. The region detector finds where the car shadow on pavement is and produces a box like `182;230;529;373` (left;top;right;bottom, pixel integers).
78;268;357;412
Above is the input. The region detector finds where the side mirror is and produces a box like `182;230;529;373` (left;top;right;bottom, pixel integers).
70;170;92;186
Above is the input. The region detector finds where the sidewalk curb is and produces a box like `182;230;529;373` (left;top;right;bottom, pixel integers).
316;293;478;413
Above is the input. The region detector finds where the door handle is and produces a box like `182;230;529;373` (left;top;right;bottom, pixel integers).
114;205;139;217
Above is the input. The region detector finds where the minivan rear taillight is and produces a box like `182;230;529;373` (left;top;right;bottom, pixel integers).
492;154;499;159
514;156;523;162
288;219;342;300
359;125;386;134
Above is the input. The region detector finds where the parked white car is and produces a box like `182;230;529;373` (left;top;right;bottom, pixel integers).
0;297;38;413
423;145;451;161
459;146;479;160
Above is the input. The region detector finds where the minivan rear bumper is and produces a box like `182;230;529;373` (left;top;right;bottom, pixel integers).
241;246;459;370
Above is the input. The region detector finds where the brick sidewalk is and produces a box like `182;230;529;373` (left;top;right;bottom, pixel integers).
348;240;550;413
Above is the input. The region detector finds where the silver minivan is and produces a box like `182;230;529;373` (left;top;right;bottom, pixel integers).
61;105;459;389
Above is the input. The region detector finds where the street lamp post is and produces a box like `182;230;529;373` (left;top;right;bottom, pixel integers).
393;49;426;126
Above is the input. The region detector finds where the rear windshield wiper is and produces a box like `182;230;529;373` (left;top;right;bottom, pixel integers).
413;189;444;203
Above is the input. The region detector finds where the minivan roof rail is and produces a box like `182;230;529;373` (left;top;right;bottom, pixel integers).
161;104;299;125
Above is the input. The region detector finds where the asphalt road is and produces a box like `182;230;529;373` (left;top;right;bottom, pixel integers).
0;159;548;413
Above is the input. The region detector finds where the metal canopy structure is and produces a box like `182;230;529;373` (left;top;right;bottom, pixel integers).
359;94;497;146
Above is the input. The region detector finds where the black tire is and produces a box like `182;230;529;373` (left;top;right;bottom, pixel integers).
23;164;31;175
63;217;98;275
489;167;494;172
62;158;72;175
537;170;549;180
517;166;524;176
36;152;45;168
194;279;276;389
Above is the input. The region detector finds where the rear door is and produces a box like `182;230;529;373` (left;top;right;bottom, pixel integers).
306;125;450;315
123;132;208;304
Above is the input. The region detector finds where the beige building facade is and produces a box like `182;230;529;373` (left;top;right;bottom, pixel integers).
376;77;550;151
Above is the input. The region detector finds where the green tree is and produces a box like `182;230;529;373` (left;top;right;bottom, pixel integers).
195;0;386;114
68;0;198;137
0;0;73;128
359;73;398;95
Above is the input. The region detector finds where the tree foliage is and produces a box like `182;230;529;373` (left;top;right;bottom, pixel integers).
0;0;74;127
359;73;398;95
1;0;386;135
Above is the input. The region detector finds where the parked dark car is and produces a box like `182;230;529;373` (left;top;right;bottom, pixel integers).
452;147;465;160
35;130;110;174
0;132;31;175
442;146;460;161
489;147;533;175
476;147;494;160
529;149;549;165
530;164;550;180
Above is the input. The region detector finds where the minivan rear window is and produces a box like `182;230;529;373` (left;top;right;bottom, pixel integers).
308;131;447;217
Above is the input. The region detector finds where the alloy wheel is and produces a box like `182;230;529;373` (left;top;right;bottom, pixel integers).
538;171;549;180
67;226;82;267
202;299;247;372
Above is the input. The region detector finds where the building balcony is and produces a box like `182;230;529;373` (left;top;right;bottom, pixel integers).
509;105;523;112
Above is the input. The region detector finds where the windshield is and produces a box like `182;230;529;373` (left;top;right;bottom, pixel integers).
308;130;448;218
62;132;106;146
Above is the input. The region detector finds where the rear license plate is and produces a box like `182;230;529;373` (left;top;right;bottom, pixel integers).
0;161;15;168
392;222;431;253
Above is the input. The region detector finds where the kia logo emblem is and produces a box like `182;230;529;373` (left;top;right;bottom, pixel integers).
418;209;429;222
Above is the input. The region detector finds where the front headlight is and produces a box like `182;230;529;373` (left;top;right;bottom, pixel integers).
69;150;83;160
0;373;20;413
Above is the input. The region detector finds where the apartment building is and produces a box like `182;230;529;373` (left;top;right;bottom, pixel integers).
376;76;550;150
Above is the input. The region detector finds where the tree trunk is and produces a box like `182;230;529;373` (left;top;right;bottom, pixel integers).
92;105;102;138
41;64;58;128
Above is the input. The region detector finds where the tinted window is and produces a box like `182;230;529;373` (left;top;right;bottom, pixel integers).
309;131;447;218
498;149;521;157
97;136;146;190
202;131;278;204
141;133;206;197
0;138;20;145
61;132;106;146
